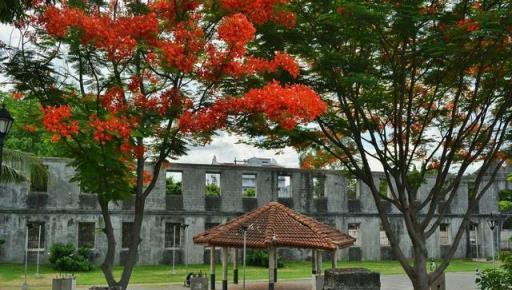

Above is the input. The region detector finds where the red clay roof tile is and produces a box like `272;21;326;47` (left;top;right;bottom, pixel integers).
193;202;355;251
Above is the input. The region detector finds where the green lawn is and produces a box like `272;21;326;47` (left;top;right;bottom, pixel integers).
0;260;494;290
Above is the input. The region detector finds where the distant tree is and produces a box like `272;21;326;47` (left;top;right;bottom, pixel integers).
243;187;256;197
244;1;512;290
0;93;63;156
205;183;221;197
2;1;325;289
0;0;53;24
165;176;182;195
499;175;512;212
0;0;24;23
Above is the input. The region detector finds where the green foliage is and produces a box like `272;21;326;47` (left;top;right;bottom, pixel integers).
479;251;512;290
478;268;512;290
243;188;256;197
246;250;284;268
49;243;93;272
205;183;221;197
346;178;359;200
0;149;48;188
499;189;512;212
0;93;63;157
166;177;182;195
0;0;22;23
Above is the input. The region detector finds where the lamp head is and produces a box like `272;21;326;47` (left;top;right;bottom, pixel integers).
0;104;14;137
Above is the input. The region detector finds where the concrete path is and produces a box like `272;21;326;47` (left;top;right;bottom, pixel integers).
93;272;477;290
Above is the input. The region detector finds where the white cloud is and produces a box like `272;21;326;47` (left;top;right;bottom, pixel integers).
176;133;301;168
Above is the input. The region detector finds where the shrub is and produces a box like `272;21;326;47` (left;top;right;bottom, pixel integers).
479;250;512;290
243;188;256;197
246;250;284;268
205;184;221;197
166;177;182;195
49;243;93;272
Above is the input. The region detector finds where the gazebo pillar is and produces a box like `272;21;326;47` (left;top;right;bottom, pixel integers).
222;247;228;290
232;248;239;284
210;246;216;290
331;249;337;269
274;248;278;283
269;247;276;290
312;250;316;274
315;249;322;275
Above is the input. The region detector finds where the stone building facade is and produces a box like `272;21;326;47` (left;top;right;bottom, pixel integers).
0;157;509;265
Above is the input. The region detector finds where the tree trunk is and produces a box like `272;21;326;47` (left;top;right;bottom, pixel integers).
98;199;122;289
118;195;145;290
411;242;431;290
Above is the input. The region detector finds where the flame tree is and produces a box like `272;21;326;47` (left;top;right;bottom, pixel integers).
242;1;512;290
1;0;326;288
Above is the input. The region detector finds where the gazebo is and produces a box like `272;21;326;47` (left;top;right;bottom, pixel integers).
193;202;356;290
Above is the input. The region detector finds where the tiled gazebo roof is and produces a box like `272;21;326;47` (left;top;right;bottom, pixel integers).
193;202;355;251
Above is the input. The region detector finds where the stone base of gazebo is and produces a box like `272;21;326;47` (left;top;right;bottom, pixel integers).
312;274;325;290
323;268;380;290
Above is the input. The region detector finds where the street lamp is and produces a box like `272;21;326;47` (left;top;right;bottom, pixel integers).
180;223;189;273
238;224;250;290
487;213;498;267
0;103;14;175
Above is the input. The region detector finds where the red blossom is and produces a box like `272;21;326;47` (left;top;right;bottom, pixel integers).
41;105;80;141
457;18;480;32
101;87;127;113
23;124;38;133
220;0;295;27
218;13;256;54
42;7;159;61
11;91;24;100
179;81;326;132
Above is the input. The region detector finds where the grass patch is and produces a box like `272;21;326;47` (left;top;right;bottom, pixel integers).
0;259;494;290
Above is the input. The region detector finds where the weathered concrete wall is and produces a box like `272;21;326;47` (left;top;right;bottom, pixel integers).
0;158;508;265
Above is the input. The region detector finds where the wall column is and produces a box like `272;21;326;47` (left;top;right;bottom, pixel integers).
210;246;216;290
269;247;275;290
232;248;239;284
222;247;228;290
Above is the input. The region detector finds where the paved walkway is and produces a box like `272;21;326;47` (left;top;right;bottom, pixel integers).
91;272;477;290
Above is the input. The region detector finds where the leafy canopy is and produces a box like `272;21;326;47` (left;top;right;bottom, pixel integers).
4;0;326;203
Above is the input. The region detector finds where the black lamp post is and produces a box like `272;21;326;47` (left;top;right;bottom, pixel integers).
180;223;189;272
0;104;14;176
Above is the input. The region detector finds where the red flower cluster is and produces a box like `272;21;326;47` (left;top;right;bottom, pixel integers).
238;81;326;129
150;0;199;24
218;13;256;54
457;18;480;32
101;87;127;114
220;0;296;28
88;114;134;144
200;51;299;80
23;124;38;133
11;91;24;100
43;7;159;60
41;105;80;142
179;81;326;132
37;0;325;159
246;52;300;78
156;18;205;73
